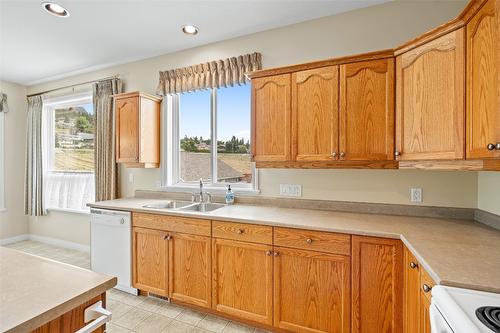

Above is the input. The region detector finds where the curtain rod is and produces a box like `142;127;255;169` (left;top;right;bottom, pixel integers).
26;75;119;98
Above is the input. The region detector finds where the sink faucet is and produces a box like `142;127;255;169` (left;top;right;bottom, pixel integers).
192;178;211;203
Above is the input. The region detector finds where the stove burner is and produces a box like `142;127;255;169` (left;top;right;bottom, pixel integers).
476;306;500;332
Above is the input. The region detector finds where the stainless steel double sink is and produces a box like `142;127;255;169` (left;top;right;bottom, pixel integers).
142;200;226;213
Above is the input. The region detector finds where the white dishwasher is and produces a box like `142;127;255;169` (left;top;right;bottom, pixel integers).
90;208;137;295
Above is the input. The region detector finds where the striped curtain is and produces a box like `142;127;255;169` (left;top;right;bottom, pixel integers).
24;95;45;216
93;78;122;201
156;52;262;95
0;93;8;113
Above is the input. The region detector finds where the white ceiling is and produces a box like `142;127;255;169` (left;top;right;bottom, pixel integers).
0;0;387;85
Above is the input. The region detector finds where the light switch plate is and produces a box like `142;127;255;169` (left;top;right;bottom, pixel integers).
128;173;134;183
280;184;302;197
410;188;422;203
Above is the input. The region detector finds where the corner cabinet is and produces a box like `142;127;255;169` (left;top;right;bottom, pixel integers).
395;28;465;161
351;236;403;333
466;0;500;159
114;92;162;168
251;74;291;162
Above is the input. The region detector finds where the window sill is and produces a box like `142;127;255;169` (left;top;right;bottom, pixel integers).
46;207;91;216
160;184;260;196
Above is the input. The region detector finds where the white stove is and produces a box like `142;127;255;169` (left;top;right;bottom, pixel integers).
431;285;500;333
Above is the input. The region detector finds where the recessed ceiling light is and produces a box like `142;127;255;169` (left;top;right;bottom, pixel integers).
181;25;199;35
42;2;70;17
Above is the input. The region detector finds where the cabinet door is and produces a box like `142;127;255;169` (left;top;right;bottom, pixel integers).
115;96;139;163
396;29;465;160
252;74;291;162
274;247;350;333
340;59;395;161
132;227;169;296
212;238;273;325
352;236;403;333
169;233;211;308
403;247;420;333
419;293;431;333
292;66;339;161
466;0;500;159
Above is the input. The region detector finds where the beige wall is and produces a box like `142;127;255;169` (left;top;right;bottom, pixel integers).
478;172;500;215
16;0;495;247
29;212;90;246
0;81;29;240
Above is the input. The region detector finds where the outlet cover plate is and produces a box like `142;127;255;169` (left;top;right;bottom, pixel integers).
410;188;422;203
280;184;302;197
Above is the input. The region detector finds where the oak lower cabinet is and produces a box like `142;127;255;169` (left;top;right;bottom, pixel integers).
339;58;395;161
396;28;465;161
351;236;403;333
403;246;435;333
211;238;274;325
273;247;351;333
466;0;500;159
291;66;339;161
132;227;169;297
252;74;292;162
169;232;211;309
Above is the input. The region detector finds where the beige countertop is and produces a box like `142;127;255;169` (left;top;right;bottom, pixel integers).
0;247;116;333
89;198;500;294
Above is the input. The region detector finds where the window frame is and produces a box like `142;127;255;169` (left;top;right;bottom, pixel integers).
42;91;95;213
161;86;259;195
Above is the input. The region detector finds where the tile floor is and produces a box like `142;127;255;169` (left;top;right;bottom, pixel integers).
3;240;266;333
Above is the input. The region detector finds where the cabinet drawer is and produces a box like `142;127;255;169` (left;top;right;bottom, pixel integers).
274;227;351;255
212;221;273;245
132;212;211;237
420;266;435;302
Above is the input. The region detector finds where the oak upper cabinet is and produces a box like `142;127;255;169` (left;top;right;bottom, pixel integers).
292;66;339;161
466;0;500;159
273;247;350;333
169;232;211;309
132;227;169;297
352;236;403;333
396;28;465;161
212;238;274;325
252;74;291;162
114;92;162;168
340;59;395;160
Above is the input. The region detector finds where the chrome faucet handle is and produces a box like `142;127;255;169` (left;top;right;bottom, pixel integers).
204;192;212;203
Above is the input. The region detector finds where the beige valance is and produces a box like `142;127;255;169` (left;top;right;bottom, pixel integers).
156;52;262;95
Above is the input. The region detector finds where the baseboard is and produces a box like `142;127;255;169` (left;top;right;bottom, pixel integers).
28;235;90;253
0;234;30;245
474;209;500;231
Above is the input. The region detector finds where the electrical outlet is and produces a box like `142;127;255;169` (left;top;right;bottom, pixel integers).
128;173;134;183
410;188;422;203
280;184;302;197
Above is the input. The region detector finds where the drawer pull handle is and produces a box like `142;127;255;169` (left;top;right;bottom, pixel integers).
306;238;313;244
236;229;244;234
422;284;432;293
409;262;418;269
75;301;112;333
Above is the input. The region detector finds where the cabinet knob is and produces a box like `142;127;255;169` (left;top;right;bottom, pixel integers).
273;252;280;257
394;151;401;157
265;250;272;256
236;229;244;234
422;284;432;293
487;143;495;151
331;152;338;158
339;152;345;158
496;142;500;150
409;262;418;269
163;235;172;240
306;238;313;244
